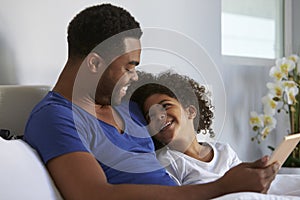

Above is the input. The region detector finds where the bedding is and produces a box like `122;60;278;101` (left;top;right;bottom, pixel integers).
212;173;300;200
1;137;299;200
0;137;62;200
213;192;300;200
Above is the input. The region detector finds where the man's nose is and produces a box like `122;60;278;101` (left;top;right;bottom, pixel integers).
131;70;138;81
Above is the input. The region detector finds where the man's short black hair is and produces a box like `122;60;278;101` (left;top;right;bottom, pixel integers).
67;4;142;58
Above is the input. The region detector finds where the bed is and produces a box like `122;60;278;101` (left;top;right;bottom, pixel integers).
0;85;299;199
1;137;300;200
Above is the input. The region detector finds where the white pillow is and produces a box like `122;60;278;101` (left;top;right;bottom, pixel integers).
0;137;63;200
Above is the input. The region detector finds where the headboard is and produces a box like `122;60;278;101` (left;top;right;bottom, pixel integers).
0;85;50;136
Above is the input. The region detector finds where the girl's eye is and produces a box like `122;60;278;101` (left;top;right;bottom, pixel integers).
145;113;150;122
144;113;154;125
144;103;170;123
162;103;171;109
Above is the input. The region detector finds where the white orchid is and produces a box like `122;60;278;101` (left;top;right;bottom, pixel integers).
250;112;277;142
288;54;299;63
261;94;278;115
266;82;283;99
249;111;263;128
269;66;285;81
250;54;300;146
262;114;277;129
281;81;299;105
275;57;296;77
288;54;300;72
260;126;272;140
285;86;299;105
282;80;297;88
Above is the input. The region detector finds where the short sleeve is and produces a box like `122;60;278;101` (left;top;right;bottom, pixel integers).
225;144;242;167
24;104;89;164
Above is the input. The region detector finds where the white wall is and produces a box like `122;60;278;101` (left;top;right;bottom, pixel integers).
293;0;300;54
0;0;221;85
1;0;298;162
220;0;300;161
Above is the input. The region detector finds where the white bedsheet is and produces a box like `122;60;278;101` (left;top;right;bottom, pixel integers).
213;174;300;200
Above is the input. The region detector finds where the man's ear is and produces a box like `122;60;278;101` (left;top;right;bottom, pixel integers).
86;52;105;73
186;105;197;119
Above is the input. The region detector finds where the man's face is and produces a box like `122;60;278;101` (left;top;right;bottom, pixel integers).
96;38;141;105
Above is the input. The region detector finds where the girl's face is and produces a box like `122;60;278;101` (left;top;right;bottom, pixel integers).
143;93;196;147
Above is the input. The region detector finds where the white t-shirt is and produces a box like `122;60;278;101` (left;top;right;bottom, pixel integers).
156;142;241;185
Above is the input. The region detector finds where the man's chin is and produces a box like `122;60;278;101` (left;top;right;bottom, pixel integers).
95;92;124;106
111;90;126;105
111;96;123;106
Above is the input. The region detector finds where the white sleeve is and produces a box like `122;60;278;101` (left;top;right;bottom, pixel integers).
156;149;186;185
225;143;242;167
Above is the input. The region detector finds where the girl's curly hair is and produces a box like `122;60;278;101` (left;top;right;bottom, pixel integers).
126;70;215;138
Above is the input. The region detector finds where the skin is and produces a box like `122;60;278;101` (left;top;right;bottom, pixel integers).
48;37;279;200
143;93;213;161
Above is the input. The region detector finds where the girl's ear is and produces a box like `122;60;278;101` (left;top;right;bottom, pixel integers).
186;105;197;119
86;52;105;73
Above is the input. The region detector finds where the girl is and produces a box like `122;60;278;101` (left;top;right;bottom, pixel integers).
128;71;241;185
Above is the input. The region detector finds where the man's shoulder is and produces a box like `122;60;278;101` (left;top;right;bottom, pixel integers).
31;91;72;115
25;91;76;131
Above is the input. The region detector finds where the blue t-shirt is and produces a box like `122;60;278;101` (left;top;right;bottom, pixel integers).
24;91;176;186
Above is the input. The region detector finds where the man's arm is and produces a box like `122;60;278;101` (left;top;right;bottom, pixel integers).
217;156;279;194
48;153;279;200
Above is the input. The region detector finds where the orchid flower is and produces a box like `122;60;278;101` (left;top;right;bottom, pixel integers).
261;126;272;140
262;94;278;115
266;82;283;99
276;58;296;77
262;114;277;129
259;115;276;140
281;81;299;105
249;111;263;128
250;54;300;146
269;66;285;81
285;86;299;105
288;54;299;63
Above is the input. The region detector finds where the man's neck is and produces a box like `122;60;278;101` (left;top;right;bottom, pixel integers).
53;59;81;102
95;105;124;133
53;57;124;133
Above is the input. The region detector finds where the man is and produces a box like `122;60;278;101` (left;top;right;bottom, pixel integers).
24;4;279;200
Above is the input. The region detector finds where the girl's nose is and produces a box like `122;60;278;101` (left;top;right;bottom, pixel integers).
159;112;166;120
149;104;166;122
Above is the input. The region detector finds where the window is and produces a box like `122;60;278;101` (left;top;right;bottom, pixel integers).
222;0;284;60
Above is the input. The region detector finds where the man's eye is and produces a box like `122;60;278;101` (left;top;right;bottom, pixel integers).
126;68;135;73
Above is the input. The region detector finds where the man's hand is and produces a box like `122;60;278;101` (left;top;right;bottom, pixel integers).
217;156;280;194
